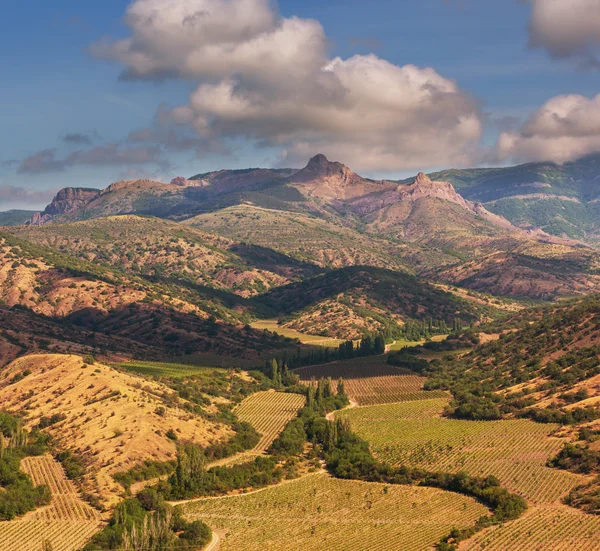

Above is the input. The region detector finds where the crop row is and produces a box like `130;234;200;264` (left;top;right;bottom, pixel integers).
21;455;100;521
294;358;447;405
339;400;585;504
461;506;600;551
234;391;306;451
185;473;488;551
0;520;99;551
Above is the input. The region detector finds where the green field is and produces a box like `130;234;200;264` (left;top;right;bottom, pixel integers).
250;319;344;347
117;360;231;379
184;472;489;551
339;399;585;504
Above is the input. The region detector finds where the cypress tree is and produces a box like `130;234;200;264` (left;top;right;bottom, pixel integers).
269;358;279;381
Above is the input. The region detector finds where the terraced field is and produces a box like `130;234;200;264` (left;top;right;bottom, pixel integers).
251;319;344;347
184;472;489;551
339;399;585;504
234;391;306;451
294;357;447;405
461;506;600;551
0;455;101;551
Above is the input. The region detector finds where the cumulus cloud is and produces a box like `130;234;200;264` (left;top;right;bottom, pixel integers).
492;93;600;163
17;144;166;174
91;0;483;172
528;0;600;67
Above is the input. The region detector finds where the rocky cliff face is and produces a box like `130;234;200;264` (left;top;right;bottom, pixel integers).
29;188;100;225
290;154;396;200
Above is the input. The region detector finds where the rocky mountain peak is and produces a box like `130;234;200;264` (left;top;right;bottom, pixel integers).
414;172;432;186
306;153;331;170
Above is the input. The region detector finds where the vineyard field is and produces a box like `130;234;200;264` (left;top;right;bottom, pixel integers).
184;472;489;551
234;391;306;451
460;506;600;551
0;455;101;551
21;455;100;521
251;319;344;347
339;399;585;504
0;520;100;551
294;356;447;405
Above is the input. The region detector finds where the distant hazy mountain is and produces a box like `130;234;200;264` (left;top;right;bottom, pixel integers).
401;153;600;244
0;209;37;226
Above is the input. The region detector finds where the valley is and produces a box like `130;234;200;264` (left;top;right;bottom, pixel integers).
1;153;600;551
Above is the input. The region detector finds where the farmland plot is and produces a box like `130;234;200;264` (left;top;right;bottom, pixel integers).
21;455;100;521
294;356;447;405
0;455;100;551
185;472;489;551
339;399;585;504
461;506;600;551
234;391;306;451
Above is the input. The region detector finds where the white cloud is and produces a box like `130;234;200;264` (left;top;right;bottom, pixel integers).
493;93;600;163
91;0;483;172
529;0;600;67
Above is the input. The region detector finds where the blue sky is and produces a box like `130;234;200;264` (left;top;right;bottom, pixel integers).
1;0;599;210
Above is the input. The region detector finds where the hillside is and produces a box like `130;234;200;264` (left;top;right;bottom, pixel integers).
0;354;233;507
407;153;600;244
429;251;600;300
416;294;600;420
0;230;297;362
184;204;429;271
12;215;307;298
254;266;492;339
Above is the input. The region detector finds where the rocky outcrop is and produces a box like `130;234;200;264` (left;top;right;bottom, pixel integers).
29;188;100;225
290;154;396;200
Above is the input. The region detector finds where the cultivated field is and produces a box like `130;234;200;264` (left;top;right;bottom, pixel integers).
0;520;100;551
460;506;600;551
234;391;306;451
294;356;447;405
119;360;230;379
251;319;344;347
21;455;100;522
0;455;100;551
339;398;585;504
184;472;489;551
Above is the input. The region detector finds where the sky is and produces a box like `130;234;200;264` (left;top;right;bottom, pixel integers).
1;0;600;210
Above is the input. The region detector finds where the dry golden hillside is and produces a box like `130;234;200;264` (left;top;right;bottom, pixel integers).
0;354;232;507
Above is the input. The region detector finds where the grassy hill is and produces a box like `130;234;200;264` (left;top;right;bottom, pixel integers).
0;230;298;362
12;215;316;298
254;266;494;339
